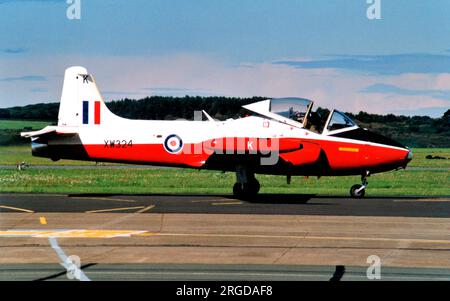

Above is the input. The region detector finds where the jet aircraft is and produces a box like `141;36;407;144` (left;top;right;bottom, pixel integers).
22;66;413;198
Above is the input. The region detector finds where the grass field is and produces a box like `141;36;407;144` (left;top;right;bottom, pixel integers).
0;146;448;196
0;145;96;166
0;120;51;130
0;167;448;196
0;119;53;146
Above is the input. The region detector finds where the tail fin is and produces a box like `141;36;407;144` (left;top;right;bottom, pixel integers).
58;66;117;127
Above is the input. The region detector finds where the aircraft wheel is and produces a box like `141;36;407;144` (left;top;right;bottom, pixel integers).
233;179;260;199
247;179;260;195
233;183;244;198
350;184;365;198
242;179;260;198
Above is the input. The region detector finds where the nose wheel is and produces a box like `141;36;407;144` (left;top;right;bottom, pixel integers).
350;172;369;198
350;184;365;198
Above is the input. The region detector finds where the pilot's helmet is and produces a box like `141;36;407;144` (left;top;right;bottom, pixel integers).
294;111;302;121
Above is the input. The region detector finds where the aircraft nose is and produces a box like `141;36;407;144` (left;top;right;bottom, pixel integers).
405;149;413;163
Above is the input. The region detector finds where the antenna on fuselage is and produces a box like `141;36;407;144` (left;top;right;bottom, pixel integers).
202;110;215;122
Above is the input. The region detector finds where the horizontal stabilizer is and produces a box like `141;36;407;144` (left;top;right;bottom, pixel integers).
20;126;77;138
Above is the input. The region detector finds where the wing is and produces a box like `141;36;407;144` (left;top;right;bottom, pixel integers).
203;137;322;167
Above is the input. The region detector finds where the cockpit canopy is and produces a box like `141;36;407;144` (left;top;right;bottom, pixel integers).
269;98;313;125
242;97;358;135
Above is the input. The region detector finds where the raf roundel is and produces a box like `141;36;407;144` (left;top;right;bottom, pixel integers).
164;134;183;154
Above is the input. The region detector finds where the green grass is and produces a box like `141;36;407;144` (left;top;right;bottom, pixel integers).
0;119;52;146
407;148;450;168
0;144;448;196
0;119;50;130
0;168;448;196
0;145;97;166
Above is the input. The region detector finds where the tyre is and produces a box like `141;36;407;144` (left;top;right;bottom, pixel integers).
244;179;260;194
233;182;243;198
350;184;365;198
248;179;260;194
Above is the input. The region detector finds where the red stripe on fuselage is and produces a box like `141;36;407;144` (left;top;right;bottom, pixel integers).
94;101;101;125
85;143;210;168
81;137;409;173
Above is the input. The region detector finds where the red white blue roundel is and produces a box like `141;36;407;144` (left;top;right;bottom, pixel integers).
164;134;183;154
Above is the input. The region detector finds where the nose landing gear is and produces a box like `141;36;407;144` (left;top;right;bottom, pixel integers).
233;164;260;199
350;172;369;198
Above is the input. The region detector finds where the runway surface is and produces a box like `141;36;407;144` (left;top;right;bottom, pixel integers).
1;193;450;217
2;264;450;281
1;193;449;281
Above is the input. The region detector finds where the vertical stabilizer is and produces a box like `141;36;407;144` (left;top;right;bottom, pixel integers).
58;66;117;127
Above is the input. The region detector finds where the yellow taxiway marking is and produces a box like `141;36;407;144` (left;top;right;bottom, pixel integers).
0;231;47;236
39;217;47;225
36;230;147;238
211;201;243;206
1;229;450;245
338;147;359;153
85;206;146;214
0;230;147;238
0;205;34;213
72;197;136;203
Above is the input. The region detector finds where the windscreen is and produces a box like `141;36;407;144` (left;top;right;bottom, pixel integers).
326;110;356;131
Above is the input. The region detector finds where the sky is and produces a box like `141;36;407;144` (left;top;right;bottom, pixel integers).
0;0;450;117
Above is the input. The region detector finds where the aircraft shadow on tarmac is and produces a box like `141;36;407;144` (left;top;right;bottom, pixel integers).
223;194;318;204
67;193;330;205
66;193;446;206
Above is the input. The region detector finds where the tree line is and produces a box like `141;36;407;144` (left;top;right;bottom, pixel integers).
1;96;448;147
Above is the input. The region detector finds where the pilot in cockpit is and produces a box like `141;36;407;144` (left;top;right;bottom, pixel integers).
293;111;303;123
306;111;325;133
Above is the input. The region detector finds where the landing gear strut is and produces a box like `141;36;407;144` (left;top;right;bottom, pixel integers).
233;165;260;199
350;171;369;198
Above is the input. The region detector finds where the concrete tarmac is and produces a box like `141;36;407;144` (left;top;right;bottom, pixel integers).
1;193;450;217
0;193;449;281
2;264;450;281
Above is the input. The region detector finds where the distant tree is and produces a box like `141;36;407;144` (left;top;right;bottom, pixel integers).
0;109;10;119
2;96;449;147
443;109;450;121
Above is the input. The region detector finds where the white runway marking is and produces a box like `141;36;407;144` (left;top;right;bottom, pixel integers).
48;237;91;281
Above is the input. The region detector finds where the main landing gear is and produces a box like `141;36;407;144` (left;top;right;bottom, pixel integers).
350;171;369;198
233;165;260;199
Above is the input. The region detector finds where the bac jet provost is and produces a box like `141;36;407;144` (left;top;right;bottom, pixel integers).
21;66;413;198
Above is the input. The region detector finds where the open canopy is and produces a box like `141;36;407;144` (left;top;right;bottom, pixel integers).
243;97;358;134
269;98;313;124
242;97;314;128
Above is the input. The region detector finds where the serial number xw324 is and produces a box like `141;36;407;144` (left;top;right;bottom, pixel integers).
104;140;133;148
